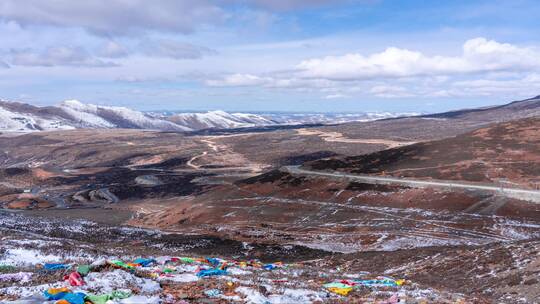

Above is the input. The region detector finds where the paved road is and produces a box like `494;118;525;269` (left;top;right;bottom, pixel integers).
283;166;540;203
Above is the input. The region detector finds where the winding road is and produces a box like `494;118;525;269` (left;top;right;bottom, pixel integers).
283;166;540;203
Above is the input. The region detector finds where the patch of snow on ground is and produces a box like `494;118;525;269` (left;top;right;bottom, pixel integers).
158;273;199;283
0;248;64;266
236;286;325;304
119;295;161;303
82;269;161;294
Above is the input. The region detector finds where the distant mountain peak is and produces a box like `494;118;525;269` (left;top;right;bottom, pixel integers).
6;95;537;133
0;99;281;132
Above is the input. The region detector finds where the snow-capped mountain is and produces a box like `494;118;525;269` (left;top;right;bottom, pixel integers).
0;98;421;133
0;99;279;132
166;110;276;130
0;99;191;132
0;100;75;132
59;100;190;131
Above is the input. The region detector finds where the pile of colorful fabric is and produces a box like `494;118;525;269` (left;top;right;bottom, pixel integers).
1;255;292;303
324;277;407;296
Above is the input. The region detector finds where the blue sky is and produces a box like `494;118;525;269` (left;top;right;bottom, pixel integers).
1;0;540;112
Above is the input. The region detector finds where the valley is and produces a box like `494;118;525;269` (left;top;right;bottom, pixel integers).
1;96;540;303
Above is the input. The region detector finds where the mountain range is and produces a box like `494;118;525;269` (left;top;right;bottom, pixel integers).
1;96;539;133
0;99;417;132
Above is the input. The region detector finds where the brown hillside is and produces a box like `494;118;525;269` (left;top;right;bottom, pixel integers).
307;117;540;188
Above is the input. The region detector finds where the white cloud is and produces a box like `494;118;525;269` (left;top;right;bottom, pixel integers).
207;38;540;90
206;73;338;89
206;73;269;86
325;93;349;99
295;38;540;81
202;37;540;100
0;0;225;36
9;47;116;67
0;61;9;68
0;0;365;38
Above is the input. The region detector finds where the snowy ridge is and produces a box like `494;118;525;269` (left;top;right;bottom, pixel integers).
167;110;277;130
0;101;74;132
0;99;192;132
59;100;190;131
59;100;115;128
0;98;421;132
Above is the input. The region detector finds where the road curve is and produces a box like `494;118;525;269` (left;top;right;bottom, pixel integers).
283;166;540;203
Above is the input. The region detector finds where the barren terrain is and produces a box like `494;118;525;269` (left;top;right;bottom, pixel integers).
1;97;540;303
307;117;540;189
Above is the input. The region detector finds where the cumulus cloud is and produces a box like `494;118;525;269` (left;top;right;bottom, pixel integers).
206;73;337;89
0;61;9;68
141;40;217;59
206;74;269;86
203;38;540;100
9;47;116;67
296;38;540;80
0;0;224;36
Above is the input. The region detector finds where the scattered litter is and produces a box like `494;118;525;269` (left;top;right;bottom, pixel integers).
85;290;131;304
179;257;195;263
204;289;222;297
43;288;86;304
43;287;70;300
43;263;70;271
0;254;427;303
323;282;354;296
197;268;228;277
65;271;84;286
76;264;90;276
354;278;406;287
323;277;407;297
133;258;156;267
108;260;135;271
263;262;282;270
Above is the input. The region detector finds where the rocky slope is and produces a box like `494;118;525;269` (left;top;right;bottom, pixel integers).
319;95;540;142
307;116;540;188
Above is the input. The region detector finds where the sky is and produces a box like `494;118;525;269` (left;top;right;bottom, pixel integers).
1;0;540;113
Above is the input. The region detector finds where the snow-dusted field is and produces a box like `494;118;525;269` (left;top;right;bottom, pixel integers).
1;212;539;303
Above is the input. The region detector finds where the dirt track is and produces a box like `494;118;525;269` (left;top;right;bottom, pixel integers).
296;128;416;148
